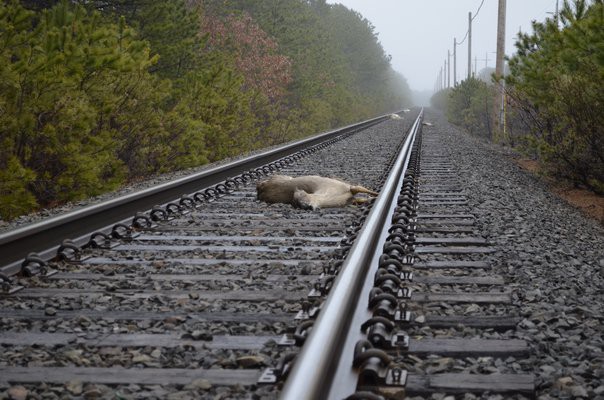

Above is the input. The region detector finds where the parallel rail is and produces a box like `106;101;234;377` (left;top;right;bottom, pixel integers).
0;114;391;274
281;111;423;399
0;110;418;399
0;110;536;399
279;111;535;399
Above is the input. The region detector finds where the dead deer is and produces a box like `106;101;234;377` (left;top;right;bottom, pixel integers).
256;175;379;210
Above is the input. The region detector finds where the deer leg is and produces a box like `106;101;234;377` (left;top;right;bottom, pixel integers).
351;197;373;205
350;185;379;197
293;189;317;210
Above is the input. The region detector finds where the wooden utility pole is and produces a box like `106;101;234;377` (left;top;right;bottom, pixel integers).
453;38;457;86
475;53;491;78
443;59;447;89
440;67;443;90
467;12;472;79
439;67;442;91
494;0;507;139
447;50;451;88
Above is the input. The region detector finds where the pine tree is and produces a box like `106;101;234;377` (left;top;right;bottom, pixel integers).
0;0;183;218
83;0;204;80
506;0;603;192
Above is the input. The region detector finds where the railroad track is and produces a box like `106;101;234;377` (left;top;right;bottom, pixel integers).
282;114;534;399
0;109;535;399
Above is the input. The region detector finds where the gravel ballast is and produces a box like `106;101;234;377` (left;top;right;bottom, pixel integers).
1;108;602;399
420;109;603;400
0;115;416;400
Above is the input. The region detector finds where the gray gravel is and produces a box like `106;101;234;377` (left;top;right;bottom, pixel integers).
421;108;604;400
0;115;416;400
1;109;602;399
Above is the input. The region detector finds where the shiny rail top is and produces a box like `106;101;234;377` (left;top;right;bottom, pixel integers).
280;110;423;400
0;113;397;275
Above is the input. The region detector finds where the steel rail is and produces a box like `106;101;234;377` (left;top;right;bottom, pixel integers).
280;109;423;400
0;113;396;274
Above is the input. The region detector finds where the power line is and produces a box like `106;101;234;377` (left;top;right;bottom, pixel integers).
472;0;487;22
439;0;487;91
456;0;486;45
457;27;469;45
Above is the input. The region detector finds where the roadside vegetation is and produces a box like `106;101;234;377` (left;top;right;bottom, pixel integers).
0;0;412;220
431;0;603;194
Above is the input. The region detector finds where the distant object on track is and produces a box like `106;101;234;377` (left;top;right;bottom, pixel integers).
390;113;403;119
256;175;378;210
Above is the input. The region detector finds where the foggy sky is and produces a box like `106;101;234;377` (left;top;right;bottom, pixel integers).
326;0;559;92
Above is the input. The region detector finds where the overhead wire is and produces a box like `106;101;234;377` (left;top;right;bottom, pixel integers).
439;0;487;90
472;0;487;21
456;0;486;45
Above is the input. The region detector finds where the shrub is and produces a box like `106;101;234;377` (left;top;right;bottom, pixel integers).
505;0;604;192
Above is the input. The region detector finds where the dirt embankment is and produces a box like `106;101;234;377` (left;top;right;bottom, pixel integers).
514;158;604;225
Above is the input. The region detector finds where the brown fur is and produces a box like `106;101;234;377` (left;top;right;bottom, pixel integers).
256;175;378;210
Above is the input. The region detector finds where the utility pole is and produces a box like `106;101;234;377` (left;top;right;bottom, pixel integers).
440;67;443;90
476;53;491;78
453;38;457;86
494;0;507;139
439;67;442;91
468;11;472;80
474;56;477;76
447;50;451;88
443;59;447;89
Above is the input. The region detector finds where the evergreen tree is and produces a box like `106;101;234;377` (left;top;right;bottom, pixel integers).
2;0;417;220
202;0;411;131
445;78;493;138
506;0;603;192
0;0;201;218
83;0;204;81
85;0;272;161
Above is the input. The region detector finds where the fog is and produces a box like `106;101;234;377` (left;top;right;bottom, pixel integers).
326;0;559;99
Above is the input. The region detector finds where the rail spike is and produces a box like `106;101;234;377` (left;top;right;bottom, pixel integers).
21;253;49;277
57;239;81;262
86;231;113;249
258;353;297;385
